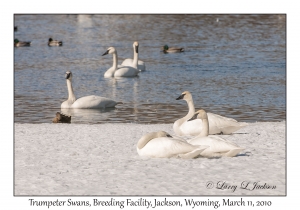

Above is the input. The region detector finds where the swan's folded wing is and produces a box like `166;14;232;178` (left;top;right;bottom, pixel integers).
180;119;203;136
73;95;117;108
188;136;242;154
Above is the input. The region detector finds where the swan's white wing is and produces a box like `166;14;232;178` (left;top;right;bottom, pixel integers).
188;136;241;154
114;66;139;77
177;119;203;136
72;95;117;109
207;112;248;134
138;137;205;158
121;59;145;71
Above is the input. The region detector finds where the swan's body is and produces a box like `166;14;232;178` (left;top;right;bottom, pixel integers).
14;39;31;47
121;59;145;71
137;131;208;159
187;110;244;157
162;45;184;53
173;91;248;136
61;71;121;109
102;43;140;77
121;42;145;71
48;38;63;46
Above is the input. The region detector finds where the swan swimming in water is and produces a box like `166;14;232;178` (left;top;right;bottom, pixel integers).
121;41;146;71
137;131;209;159
187;109;245;157
173;91;248;136
61;71;122;109
102;43;140;77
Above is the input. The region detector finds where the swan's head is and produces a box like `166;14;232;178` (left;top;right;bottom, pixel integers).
188;109;208;121
156;131;172;138
176;91;192;101
65;71;72;80
49;38;53;42
133;41;139;53
102;47;116;56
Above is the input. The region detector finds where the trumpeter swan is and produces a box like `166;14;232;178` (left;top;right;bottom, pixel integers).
102;43;140;77
137;131;208;159
61;71;122;109
121;41;145;71
187;109;245;157
173;91;248;136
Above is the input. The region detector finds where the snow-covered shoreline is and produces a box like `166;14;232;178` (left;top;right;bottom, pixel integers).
14;121;285;195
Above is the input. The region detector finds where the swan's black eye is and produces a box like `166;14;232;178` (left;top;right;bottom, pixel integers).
166;134;172;138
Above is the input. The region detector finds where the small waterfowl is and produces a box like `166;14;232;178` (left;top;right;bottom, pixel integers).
121;41;146;71
173;91;248;136
52;112;71;123
102;43;140;77
187;109;245;157
162;45;184;53
61;71;122;109
14;39;31;47
48;38;63;46
137;131;209;159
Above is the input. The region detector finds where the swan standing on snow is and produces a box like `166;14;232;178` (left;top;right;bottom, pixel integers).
187;110;245;157
137;131;209;159
173;91;248;136
102;43;140;77
61;71;122;109
121;41;146;71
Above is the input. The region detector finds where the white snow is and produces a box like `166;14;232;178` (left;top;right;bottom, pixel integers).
14;121;285;195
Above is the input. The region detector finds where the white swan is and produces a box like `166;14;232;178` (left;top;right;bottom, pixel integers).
137;131;209;159
121;42;146;71
61;71;122;109
173;91;248;136
102;43;140;78
187;109;245;157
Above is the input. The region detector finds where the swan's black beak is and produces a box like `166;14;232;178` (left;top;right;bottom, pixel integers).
176;93;185;100
65;72;71;79
102;50;109;56
135;45;138;53
166;134;172;138
188;113;198;121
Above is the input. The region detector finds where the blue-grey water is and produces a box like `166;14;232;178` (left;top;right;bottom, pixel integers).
14;14;286;124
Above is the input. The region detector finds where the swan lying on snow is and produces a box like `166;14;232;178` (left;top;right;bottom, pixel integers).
61;71;122;109
137;131;208;159
102;42;140;77
173;91;248;136
121;41;146;71
187;109;245;157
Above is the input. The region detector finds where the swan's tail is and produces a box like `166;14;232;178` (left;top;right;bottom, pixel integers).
224;148;245;157
179;145;209;159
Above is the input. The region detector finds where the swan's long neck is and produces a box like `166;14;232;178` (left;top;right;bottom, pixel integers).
137;132;158;149
132;46;138;69
112;51;118;70
185;98;196;120
198;118;209;137
66;79;76;103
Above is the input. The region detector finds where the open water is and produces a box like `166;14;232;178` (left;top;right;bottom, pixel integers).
14;14;286;124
